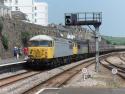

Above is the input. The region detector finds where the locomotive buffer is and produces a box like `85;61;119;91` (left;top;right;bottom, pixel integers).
65;12;102;72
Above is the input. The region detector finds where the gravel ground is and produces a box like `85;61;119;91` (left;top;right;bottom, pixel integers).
64;54;125;88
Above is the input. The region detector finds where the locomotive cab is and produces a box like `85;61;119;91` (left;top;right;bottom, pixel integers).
28;35;54;59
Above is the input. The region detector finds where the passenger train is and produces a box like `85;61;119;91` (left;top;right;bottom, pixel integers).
27;34;119;68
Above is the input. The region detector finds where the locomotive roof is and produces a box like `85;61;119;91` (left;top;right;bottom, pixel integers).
29;35;53;41
29;35;87;43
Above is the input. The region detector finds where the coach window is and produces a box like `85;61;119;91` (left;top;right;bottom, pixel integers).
35;19;37;23
48;41;52;47
35;6;37;10
69;43;73;49
78;44;80;49
73;43;75;47
74;43;77;47
76;43;78;47
52;41;54;47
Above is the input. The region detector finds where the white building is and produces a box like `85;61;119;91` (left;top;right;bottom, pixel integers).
0;0;11;18
0;0;4;4
34;2;48;26
4;0;48;26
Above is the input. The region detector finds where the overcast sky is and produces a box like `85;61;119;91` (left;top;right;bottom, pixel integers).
41;0;125;37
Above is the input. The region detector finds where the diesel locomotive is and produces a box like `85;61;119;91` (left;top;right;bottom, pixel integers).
27;34;114;67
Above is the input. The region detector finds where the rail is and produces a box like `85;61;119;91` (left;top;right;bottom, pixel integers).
100;54;125;80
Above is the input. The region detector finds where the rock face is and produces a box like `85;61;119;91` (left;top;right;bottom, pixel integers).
0;18;93;59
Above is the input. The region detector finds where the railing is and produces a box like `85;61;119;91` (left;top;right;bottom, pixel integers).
76;12;102;23
65;12;102;26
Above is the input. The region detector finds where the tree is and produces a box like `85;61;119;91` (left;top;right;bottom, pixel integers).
0;19;3;37
1;35;9;50
21;32;30;47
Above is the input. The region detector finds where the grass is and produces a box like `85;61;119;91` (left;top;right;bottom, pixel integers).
102;36;125;45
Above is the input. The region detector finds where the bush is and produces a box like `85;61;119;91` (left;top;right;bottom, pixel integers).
1;35;9;50
21;32;30;46
105;40;111;44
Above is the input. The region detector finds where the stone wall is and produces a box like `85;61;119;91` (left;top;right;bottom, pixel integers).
0;18;93;59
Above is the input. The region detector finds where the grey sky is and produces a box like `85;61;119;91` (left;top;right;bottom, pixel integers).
41;0;125;37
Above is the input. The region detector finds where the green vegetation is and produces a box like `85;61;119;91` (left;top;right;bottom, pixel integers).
1;35;9;50
103;36;125;45
0;19;3;36
21;32;30;47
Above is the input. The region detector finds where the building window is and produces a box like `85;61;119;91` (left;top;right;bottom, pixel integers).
15;0;18;4
15;6;18;10
4;0;7;2
9;0;12;3
35;6;37;10
45;6;47;10
35;13;37;16
35;19;37;23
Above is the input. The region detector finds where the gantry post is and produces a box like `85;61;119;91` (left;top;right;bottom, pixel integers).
94;26;100;72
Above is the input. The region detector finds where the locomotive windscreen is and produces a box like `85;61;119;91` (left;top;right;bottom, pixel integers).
29;40;52;47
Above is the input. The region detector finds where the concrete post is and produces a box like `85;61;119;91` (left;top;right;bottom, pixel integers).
95;26;100;72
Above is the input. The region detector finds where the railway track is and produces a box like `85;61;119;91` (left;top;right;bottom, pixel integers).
0;52;121;94
104;59;125;71
20;53;120;94
23;60;94;94
100;54;125;80
0;71;42;88
119;53;125;62
0;58;96;94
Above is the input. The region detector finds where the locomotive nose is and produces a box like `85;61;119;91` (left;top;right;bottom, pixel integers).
28;47;50;59
31;48;47;58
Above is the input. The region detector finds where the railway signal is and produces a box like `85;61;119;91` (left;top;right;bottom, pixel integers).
65;15;72;25
65;13;77;26
65;12;102;73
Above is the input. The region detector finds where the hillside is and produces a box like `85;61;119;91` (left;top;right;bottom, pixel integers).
103;36;125;45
